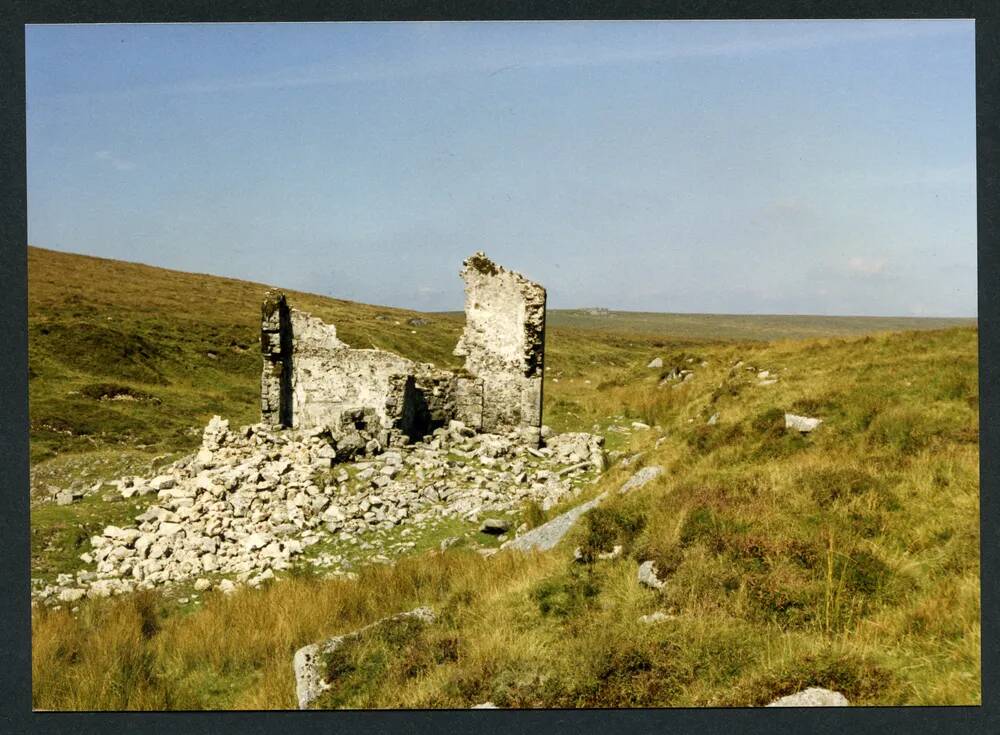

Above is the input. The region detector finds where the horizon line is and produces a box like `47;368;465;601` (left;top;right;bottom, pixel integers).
27;244;979;322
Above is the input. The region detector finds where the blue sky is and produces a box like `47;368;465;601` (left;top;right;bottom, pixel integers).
26;20;976;316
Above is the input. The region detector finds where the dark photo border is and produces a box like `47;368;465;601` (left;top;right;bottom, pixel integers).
1;2;996;733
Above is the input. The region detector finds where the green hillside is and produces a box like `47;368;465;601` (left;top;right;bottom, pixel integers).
546;309;976;342
28;246;980;709
27;246;659;475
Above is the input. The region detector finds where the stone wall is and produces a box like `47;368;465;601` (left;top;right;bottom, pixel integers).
260;251;546;445
287;309;414;432
453;252;546;439
260;289;292;427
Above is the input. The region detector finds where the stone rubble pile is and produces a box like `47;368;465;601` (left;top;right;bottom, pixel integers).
33;415;606;606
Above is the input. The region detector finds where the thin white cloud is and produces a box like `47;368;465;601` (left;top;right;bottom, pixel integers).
847;255;888;276
36;20;970;102
95;149;135;171
832;163;975;189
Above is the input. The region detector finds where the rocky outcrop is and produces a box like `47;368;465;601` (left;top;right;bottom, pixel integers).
503;495;604;553
503;465;662;554
619;465;663;495
294;607;436;709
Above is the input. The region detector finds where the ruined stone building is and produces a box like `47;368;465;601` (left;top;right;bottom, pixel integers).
260;252;546;445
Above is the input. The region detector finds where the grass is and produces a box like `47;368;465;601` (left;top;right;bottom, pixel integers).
28;246;980;709
31;484;158;583
544;308;976;342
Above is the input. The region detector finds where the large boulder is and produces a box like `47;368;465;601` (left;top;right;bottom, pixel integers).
293;607;436;709
503;495;605;553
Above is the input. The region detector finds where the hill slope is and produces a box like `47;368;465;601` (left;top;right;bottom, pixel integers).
546;309;976;342
27;246;662;471
28;246;980;709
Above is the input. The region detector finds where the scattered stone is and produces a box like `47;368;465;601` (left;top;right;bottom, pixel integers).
58;588;86;603
766;688;849;707
707;413;719;426
243;532;271;551
784;413;823;433
647;357;663;369
637;560;665;590
620;452;644;468
480;518;510;535
37;341;610;606
639;611;671;624
597;544;623;560
217;579;237;595
471;702;498;709
150;475;176;491
631;421;650;431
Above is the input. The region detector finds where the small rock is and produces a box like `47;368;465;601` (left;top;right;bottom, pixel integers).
639;611;671;624
637;560;665;590
784;413;822;433
480;518;510;535
597;544;623;560
150;475;176;491
766;688;849;707
158;522;183;537
243;532;271;551
217;579;237;595
58;588;87;603
647;357;664;369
